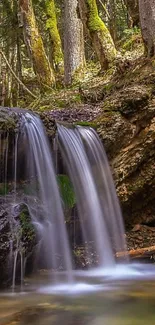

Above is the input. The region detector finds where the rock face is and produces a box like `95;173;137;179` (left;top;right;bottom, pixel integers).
38;86;155;228
96;85;155;227
0;199;36;288
0;107;36;288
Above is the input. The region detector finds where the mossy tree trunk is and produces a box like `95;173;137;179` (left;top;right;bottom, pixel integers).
64;0;85;85
44;0;63;72
19;0;55;86
139;0;155;57
78;0;116;70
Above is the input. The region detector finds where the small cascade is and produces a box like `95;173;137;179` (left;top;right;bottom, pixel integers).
0;107;128;289
0;109;73;287
19;112;73;282
78;127;127;254
58;125;127;268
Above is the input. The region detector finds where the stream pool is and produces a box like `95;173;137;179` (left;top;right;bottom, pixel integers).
1;264;155;325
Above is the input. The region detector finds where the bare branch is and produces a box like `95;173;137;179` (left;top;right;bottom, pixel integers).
0;49;37;100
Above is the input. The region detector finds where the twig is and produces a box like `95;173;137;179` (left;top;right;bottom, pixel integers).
98;0;110;19
0;49;37;100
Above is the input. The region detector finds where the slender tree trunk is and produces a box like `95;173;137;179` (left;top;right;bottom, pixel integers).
64;0;85;85
18;0;55;86
108;0;117;43
124;0;139;27
44;0;63;72
78;0;116;70
139;0;155;57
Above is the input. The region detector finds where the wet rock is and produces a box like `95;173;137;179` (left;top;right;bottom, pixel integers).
0;197;36;288
126;225;155;251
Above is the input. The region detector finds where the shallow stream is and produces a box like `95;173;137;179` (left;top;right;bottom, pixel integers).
1;264;155;325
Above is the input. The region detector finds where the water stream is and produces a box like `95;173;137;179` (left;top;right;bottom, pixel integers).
58;125;127;267
1;110;155;323
20;112;73;282
1;110;155;295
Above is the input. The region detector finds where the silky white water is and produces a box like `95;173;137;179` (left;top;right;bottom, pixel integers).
0;110;128;289
20;112;73;282
58;125;127;268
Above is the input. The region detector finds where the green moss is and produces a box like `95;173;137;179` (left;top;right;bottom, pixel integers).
74;121;97;128
20;209;35;243
26;0;55;86
57;174;75;209
0;183;8;195
32;36;54;86
86;0;116;68
123;34;142;51
103;83;114;92
45;0;63;68
86;0;108;32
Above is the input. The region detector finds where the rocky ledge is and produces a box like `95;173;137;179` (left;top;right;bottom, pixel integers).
38;83;155;228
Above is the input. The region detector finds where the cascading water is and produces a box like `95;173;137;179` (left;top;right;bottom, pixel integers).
0;110;73;287
0;108;128;291
58;124;127;268
19;112;73;281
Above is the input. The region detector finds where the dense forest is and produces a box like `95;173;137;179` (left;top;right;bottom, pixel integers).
0;0;154;106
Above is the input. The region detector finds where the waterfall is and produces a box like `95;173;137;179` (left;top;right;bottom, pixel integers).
58;125;127;267
0;109;128;289
0;110;73;287
20;112;73;281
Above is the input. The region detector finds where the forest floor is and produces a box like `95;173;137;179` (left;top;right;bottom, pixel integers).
21;38;154;117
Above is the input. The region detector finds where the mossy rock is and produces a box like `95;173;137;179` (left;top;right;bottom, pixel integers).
0;201;36;288
96;111;135;158
0;106;19;132
100;85;151;117
112;115;155;227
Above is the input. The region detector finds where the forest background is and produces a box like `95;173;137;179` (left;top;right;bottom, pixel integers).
0;0;153;109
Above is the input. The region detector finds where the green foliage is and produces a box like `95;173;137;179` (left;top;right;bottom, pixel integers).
45;0;63;68
74;121;97;128
122;27;142;51
0;183;8;195
87;0;109;33
57;174;75;209
20;209;35;243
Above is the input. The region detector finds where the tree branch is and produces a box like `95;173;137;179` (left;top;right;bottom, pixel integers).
0;49;37;100
98;0;110;19
116;246;155;259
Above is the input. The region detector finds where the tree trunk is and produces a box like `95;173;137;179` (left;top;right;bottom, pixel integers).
64;0;85;85
44;0;63;72
107;0;117;43
139;0;155;57
78;0;116;70
18;0;55;86
124;0;139;27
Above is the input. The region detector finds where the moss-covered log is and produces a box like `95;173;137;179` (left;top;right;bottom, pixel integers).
19;0;55;86
79;0;116;70
45;0;63;71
